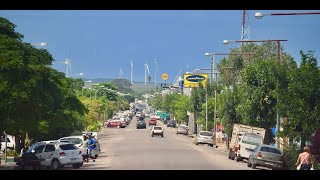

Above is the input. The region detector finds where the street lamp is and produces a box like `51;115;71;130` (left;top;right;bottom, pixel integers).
223;39;287;64
31;42;48;46
255;11;320;19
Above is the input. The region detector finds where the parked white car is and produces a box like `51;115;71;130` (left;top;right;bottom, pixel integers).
29;141;83;169
236;133;263;162
59;136;101;159
151;126;164;137
1;135;15;151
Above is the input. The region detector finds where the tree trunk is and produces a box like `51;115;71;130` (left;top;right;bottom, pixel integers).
25;131;31;147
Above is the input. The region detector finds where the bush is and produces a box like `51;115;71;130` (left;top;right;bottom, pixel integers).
6;150;19;157
282;144;300;170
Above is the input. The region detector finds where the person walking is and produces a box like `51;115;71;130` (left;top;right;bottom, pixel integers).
295;146;313;170
88;135;96;162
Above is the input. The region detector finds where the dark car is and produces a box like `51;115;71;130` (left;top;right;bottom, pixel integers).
136;120;146;129
163;116;171;124
167;120;177;128
138;116;144;121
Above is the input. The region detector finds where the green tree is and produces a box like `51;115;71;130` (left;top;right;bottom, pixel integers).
280;51;320;150
174;95;191;124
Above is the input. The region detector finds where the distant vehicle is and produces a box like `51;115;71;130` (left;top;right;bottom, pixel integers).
163;115;171;124
177;125;189;135
247;144;284;170
151;126;164;137
136;119;146;129
149;118;157;126
108;120;126;128
194;131;214;147
167;120;177;128
138;116;145;121
155;115;161;120
228;124;266;162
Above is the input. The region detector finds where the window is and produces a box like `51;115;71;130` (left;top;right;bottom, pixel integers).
0;137;10;143
154;127;162;130
200;132;213;136
35;145;45;154
242;135;262;145
60;144;77;150
44;144;55;152
66;138;83;145
260;147;282;155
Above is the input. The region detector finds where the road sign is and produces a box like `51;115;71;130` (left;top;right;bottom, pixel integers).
183;74;208;88
162;73;168;81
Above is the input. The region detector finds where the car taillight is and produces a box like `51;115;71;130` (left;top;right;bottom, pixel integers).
79;151;82;155
279;155;284;161
257;152;262;159
59;152;66;156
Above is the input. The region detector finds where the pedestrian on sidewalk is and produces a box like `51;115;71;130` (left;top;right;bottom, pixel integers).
88;135;96;162
295;146;312;170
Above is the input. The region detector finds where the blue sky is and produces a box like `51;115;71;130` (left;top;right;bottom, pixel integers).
1;10;319;83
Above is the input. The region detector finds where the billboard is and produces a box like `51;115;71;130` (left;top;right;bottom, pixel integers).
183;74;208;88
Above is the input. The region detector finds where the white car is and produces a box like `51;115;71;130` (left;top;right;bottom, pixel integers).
155;115;161;120
151;126;164;137
1;135;15;151
236;133;263;162
59;136;101;159
29;142;83;169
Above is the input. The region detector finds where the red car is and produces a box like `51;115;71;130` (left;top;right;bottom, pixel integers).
149;118;157;126
108;120;121;128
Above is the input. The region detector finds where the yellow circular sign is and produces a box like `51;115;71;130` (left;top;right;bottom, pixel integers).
162;73;168;81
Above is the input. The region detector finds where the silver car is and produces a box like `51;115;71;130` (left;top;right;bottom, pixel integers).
176;125;189;135
194;131;215;147
247;144;284;170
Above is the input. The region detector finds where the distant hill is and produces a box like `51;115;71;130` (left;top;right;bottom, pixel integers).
82;78;162;85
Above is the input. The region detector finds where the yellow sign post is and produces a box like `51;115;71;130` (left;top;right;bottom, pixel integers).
162;73;168;81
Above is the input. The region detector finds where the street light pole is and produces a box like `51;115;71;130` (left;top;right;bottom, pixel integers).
206;78;208;131
255;11;320;19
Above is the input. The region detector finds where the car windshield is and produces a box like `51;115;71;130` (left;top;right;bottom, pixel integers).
260;146;282;155
60;144;78;150
179;126;188;130
200;132;212;136
242;135;262;145
154;127;162;130
63;138;83;145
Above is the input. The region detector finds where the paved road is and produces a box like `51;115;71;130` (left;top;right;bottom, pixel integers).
70;117;256;170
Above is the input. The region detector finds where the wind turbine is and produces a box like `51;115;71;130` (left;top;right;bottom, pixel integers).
59;51;72;77
154;58;158;85
119;68;123;79
130;60;134;84
144;62;150;85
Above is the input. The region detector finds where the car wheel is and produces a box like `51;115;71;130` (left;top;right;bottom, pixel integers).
228;155;231;159
252;164;256;169
51;159;60;170
95;155;98;159
210;144;214;147
236;157;241;162
247;162;252;167
161;133;163;137
231;156;235;160
151;134;154;137
195;140;199;145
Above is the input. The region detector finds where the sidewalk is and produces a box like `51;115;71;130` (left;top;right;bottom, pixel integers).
187;133;229;154
0;161;17;170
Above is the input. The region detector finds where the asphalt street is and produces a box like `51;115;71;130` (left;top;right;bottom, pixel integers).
66;117;257;170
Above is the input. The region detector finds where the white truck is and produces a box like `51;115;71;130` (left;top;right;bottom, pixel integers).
228;124;266;162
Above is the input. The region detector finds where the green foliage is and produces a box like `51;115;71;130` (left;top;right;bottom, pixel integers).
280;51;320;148
6;150;19;157
174;95;191;124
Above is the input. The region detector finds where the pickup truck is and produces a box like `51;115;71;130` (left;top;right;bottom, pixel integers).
228;124;266;162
